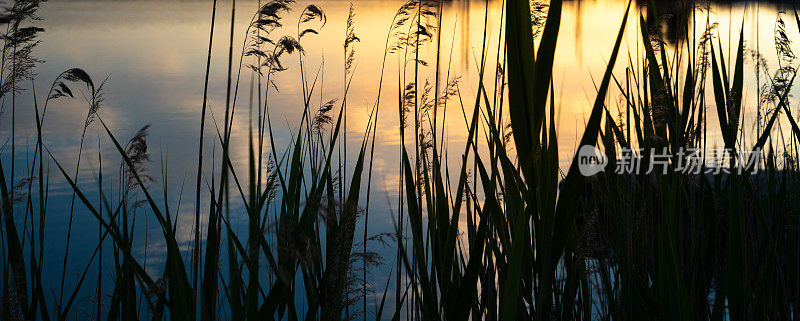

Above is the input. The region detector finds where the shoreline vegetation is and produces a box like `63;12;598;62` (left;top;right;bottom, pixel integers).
2;0;800;320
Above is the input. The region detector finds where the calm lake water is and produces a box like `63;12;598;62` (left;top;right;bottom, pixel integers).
0;0;795;318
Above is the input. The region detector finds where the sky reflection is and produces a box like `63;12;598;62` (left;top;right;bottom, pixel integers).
0;0;795;318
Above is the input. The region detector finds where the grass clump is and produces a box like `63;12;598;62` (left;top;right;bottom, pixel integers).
2;0;800;320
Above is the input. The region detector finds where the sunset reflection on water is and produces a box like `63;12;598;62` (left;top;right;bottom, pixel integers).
0;0;794;316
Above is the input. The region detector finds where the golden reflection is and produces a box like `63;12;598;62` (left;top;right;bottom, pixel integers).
8;0;794;193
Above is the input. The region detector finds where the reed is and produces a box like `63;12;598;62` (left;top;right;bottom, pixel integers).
2;0;800;320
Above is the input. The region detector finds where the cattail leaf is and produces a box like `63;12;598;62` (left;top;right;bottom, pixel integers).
45;146;158;290
401;148;437;319
730;22;745;148
545;1;631;320
751;70;796;160
0;157;29;320
710;41;730;147
97;118;194;320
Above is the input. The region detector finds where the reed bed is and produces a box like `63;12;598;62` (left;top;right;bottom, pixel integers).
1;0;800;320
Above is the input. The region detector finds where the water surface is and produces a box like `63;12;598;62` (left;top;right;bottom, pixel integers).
0;0;794;317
